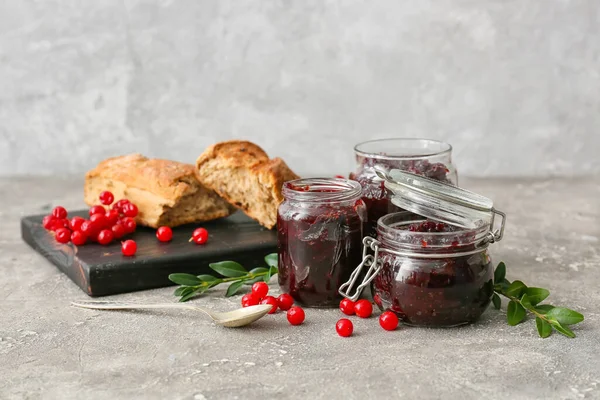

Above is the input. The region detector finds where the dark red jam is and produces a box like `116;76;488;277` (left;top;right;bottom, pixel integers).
277;179;367;307
372;216;493;327
351;141;456;237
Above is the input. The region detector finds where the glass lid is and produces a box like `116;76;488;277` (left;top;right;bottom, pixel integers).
375;167;506;242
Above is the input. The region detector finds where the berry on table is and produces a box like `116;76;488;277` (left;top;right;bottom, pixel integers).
105;210;120;226
55;227;71;244
80;220;97;236
354;299;373;318
99;191;114;206
89;205;105;217
260;296;278;314
89;213;109;229
339;298;355;316
52;206;67;219
42;215;56;230
336;318;353;337
156;226;173;242
69;216;85;232
190;227;208;244
287;306;305;326
112;199;130;212
277;293;294;311
97;229;114;245
379;311;399;331
71;230;87;246
111;224;126;239
121;240;137;256
122;203;138;218
251;281;269;299
241;293;259;307
121;217;136;233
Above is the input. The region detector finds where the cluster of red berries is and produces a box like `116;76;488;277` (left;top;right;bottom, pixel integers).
336;298;399;337
408;220;449;233
42;191;139;256
241;282;305;326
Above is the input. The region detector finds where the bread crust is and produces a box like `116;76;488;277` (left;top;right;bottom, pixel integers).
195;141;299;229
84;154;235;228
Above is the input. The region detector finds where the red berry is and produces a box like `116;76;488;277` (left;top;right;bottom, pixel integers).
50;219;69;231
336;318;353;337
111;224;126;239
52;206;68;219
260;296;278;314
97;229;114;245
71;230;87;246
90;213;109;229
251;282;269;299
42;215;56;230
121;240;137;256
55;228;71;244
121;217;136;233
89;205;105;217
354;299;373;318
241;293;259;307
80;220;97;236
339;298;355;316
287;306;305;326
156;226;173;242
112;199;130;212
122;203;138;218
334;174;345;179
105;210;120;226
99;191;115;206
379;311;399;331
277;293;294;311
69;216;85;231
191;227;208;244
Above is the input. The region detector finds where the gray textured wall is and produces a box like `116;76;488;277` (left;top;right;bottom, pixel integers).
1;0;599;177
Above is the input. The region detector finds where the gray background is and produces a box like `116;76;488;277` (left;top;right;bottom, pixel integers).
1;0;599;178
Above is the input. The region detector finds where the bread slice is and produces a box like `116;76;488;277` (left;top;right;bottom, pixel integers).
195;141;299;229
84;154;236;228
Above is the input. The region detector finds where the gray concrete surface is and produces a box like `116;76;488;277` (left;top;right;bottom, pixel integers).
2;1;600;177
1;176;599;400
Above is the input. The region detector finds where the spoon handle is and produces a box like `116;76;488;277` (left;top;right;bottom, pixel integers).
71;300;202;313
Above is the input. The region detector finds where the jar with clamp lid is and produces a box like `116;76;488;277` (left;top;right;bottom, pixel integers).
339;169;506;327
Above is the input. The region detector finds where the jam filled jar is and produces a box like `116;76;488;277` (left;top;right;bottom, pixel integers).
339;170;506;327
278;178;367;307
351;138;458;236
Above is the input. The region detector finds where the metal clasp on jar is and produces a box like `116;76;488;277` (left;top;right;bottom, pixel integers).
338;236;383;302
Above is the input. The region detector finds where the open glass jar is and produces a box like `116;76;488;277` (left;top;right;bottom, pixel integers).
277;178;367;307
351;138;458;236
339;170;506;327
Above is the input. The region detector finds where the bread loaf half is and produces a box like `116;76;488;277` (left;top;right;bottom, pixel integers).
195;141;299;229
84;154;236;228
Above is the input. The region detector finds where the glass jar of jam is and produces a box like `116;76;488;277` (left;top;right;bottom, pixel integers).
277;178;367;307
340;170;506;327
351;138;458;236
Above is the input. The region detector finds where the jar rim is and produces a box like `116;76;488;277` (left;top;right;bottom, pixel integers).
282;178;363;203
354;138;452;160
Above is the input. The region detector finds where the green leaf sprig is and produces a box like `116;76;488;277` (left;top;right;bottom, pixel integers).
168;253;278;302
492;262;584;338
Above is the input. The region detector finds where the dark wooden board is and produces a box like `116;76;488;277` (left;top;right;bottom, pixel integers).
21;210;277;296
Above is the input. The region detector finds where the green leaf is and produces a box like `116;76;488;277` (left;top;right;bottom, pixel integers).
546;307;584;325
494;262;506;284
225;281;245;297
536;317;553;338
197;274;219;283
506;280;527;298
520;294;534;310
551;321;576;338
209;261;248;278
244;276;265;285
248;267;268;275
264;253;278;269
492;293;501;310
507;300;527;326
535;304;555;314
179;288;204;302
169;273;202;286
524;287;550;306
174;286;191;296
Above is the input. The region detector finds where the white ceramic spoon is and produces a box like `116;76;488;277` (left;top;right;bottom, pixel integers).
71;301;273;328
